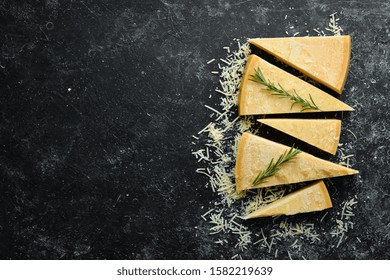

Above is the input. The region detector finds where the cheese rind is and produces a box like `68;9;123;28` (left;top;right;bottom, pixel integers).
257;118;341;155
244;180;332;219
248;36;351;94
235;132;358;190
238;55;353;115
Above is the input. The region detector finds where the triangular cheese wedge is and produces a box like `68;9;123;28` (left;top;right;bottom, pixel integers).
244;180;332;219
248;36;351;94
238;55;353;115
257;118;341;155
235;132;358;190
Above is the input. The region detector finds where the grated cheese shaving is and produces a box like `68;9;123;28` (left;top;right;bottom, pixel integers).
207;58;216;64
245;186;291;215
271;219;321;244
330;197;358;247
209;210;229;234
338;147;355;168
320;212;329;223
231;221;252;251
201;208;214;221
204;104;222;116
347;128;358;140
325;12;343;36
313;12;344;37
195;168;211;178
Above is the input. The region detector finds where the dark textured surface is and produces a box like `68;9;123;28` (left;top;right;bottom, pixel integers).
1;0;389;259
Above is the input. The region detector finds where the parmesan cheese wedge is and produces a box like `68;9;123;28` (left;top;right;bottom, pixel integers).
235;132;358;190
238;55;353;115
248;36;351;94
257;118;341;155
244;180;332;219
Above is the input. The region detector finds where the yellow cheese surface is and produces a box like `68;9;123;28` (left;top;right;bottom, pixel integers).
257;118;341;155
238;55;353;115
244;180;332;219
248;36;351;94
235;133;358;190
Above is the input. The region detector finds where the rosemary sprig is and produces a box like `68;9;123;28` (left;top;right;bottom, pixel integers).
252;146;301;187
250;67;320;112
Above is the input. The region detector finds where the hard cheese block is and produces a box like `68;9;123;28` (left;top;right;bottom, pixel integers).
257;118;341;155
235;132;358;190
238;55;353;115
244;180;332;219
248;36;351;94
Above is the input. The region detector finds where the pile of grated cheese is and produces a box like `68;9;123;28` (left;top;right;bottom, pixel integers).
330;197;358;248
192;13;358;259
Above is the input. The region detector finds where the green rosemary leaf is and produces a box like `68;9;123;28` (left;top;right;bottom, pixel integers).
250;67;321;112
252;146;301;187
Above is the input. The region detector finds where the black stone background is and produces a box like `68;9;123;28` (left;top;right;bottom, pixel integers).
1;0;389;259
